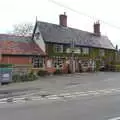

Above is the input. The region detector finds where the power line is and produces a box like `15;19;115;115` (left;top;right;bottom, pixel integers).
48;0;120;30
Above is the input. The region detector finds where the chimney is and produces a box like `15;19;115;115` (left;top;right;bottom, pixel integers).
59;12;67;27
94;21;101;36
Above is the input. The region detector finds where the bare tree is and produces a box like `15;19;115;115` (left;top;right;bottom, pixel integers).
11;23;34;36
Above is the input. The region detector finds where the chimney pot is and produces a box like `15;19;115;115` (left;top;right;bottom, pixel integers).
64;12;66;15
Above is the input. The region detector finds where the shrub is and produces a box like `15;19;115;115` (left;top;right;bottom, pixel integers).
12;72;38;83
28;71;38;80
0;64;13;68
114;65;120;72
12;74;21;83
95;61;100;71
54;69;62;74
37;70;48;76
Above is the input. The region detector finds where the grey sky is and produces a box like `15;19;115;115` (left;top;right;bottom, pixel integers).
0;0;120;47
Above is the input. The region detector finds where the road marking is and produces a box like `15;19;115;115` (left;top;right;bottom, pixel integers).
47;96;61;100
108;117;120;120
1;88;120;104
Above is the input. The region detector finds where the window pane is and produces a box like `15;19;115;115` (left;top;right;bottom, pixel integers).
53;58;64;69
55;44;63;53
82;48;89;54
32;57;44;68
74;48;81;54
99;49;105;56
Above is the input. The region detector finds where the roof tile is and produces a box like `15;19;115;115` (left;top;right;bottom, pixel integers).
0;37;45;56
37;21;115;50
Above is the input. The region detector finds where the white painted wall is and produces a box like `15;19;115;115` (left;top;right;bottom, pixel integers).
33;26;45;52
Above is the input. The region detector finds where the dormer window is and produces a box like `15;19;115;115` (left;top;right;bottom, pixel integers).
35;32;40;40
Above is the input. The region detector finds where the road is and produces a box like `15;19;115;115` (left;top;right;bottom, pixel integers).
0;93;120;120
0;72;120;120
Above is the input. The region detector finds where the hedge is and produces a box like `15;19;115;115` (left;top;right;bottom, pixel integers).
0;64;13;67
12;72;38;83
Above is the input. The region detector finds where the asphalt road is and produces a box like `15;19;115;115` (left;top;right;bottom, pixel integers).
0;94;120;120
0;72;120;120
1;72;120;97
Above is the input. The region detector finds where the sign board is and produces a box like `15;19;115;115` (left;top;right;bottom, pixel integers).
2;73;10;82
0;68;12;83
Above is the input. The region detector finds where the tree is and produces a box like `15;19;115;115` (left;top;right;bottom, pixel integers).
11;23;34;36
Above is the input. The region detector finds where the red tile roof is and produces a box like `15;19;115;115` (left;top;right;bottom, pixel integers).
0;40;46;56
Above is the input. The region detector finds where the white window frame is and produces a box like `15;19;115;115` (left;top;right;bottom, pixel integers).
66;48;71;53
74;48;81;54
82;48;89;55
34;32;40;40
55;44;63;53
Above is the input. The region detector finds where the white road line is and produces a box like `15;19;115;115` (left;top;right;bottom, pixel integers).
47;96;61;100
0;101;8;104
12;98;26;103
87;91;100;95
0;98;8;102
30;96;42;100
59;93;71;96
108;117;120;120
0;88;120;104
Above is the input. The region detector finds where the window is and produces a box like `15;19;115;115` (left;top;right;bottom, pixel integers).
66;48;81;54
34;32;40;40
82;48;89;55
55;44;63;53
53;58;64;69
32;57;44;68
66;48;71;53
99;49;105;56
74;48;81;54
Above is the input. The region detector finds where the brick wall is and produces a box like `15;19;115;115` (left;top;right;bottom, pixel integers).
13;65;32;75
0;55;31;65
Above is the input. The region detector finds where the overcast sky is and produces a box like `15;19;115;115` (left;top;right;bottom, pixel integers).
0;0;120;47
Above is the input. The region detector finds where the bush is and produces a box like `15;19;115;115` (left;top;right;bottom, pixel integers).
54;69;62;74
12;74;21;83
37;70;48;76
12;72;38;83
114;65;120;72
28;71;38;80
95;61;100;71
0;64;13;68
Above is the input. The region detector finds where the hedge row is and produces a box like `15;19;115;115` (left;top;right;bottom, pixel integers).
0;64;13;67
12;72;38;83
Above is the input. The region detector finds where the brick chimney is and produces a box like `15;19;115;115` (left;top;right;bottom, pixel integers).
94;21;101;36
59;12;67;27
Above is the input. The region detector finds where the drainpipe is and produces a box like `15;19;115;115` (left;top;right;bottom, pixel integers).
71;39;75;73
